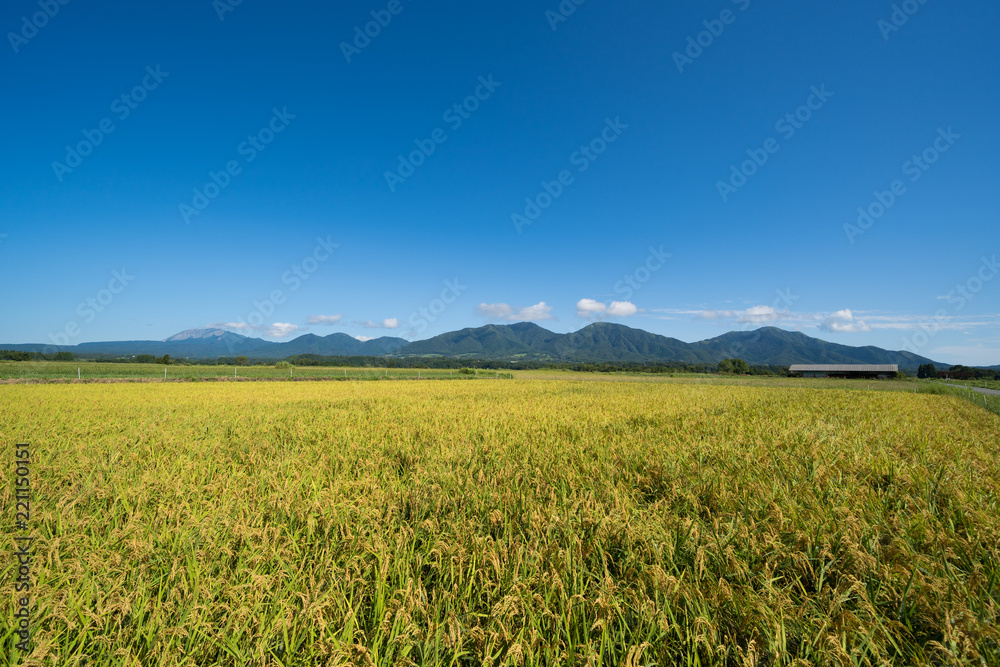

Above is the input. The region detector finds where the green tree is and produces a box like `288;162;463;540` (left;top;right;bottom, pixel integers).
156;354;172;365
53;351;74;361
718;358;750;375
235;356;249;366
917;364;937;379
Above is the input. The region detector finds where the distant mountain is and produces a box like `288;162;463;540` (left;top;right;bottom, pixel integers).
550;322;716;363
164;328;232;342
392;322;944;368
2;328;407;359
242;333;408;358
397;323;553;359
397;322;714;363
1;323;954;368
690;327;939;368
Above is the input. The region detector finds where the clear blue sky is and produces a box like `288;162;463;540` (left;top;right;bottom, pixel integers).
2;0;998;364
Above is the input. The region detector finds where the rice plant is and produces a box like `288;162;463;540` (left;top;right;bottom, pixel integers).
2;381;998;666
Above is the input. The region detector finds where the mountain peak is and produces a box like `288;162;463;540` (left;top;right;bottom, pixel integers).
164;328;239;342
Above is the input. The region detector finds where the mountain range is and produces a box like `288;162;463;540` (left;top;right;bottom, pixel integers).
2;323;956;369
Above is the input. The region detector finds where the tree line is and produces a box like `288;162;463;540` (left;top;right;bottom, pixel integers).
0;349;793;375
0;350;74;361
11;349;960;379
918;363;999;380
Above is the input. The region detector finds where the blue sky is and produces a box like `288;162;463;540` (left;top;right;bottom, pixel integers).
2;0;998;364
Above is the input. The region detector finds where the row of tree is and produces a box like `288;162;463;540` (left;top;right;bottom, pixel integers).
0;350;781;375
0;350;74;361
12;350;963;379
918;363;999;380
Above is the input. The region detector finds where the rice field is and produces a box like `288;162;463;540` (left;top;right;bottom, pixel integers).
2;380;999;666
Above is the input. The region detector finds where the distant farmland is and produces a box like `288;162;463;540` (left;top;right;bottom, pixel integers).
0;361;509;382
2;380;999;665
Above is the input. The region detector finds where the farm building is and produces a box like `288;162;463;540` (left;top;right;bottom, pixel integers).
789;364;898;379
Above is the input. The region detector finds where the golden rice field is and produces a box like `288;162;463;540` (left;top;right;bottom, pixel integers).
2;380;1000;666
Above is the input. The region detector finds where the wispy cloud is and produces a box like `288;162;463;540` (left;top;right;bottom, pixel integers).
656;304;1000;336
356;318;399;329
863;312;1000;332
308;314;343;325
476;301;554;322
695;309;735;320
212;321;303;339
689;305;785;324
213;321;252;331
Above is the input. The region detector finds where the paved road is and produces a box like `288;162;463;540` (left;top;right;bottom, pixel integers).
970;386;1000;397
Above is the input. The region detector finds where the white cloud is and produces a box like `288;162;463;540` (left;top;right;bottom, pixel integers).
514;302;554;321
477;303;514;319
213;321;252;331
689;306;784;323
608;301;639;317
477;302;554;322
820;309;871;333
576;299;639;319
576;299;607;319
696;309;736;320
267;323;302;338
213;321;303;339
736;305;780;324
354;335;375;342
308;314;343;325
861;312;1000;332
657;304;1000;337
357;318;399;329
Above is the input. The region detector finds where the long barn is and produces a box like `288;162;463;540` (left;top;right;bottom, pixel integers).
789;364;898;379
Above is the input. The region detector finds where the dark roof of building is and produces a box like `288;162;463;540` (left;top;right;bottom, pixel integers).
789;364;898;372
